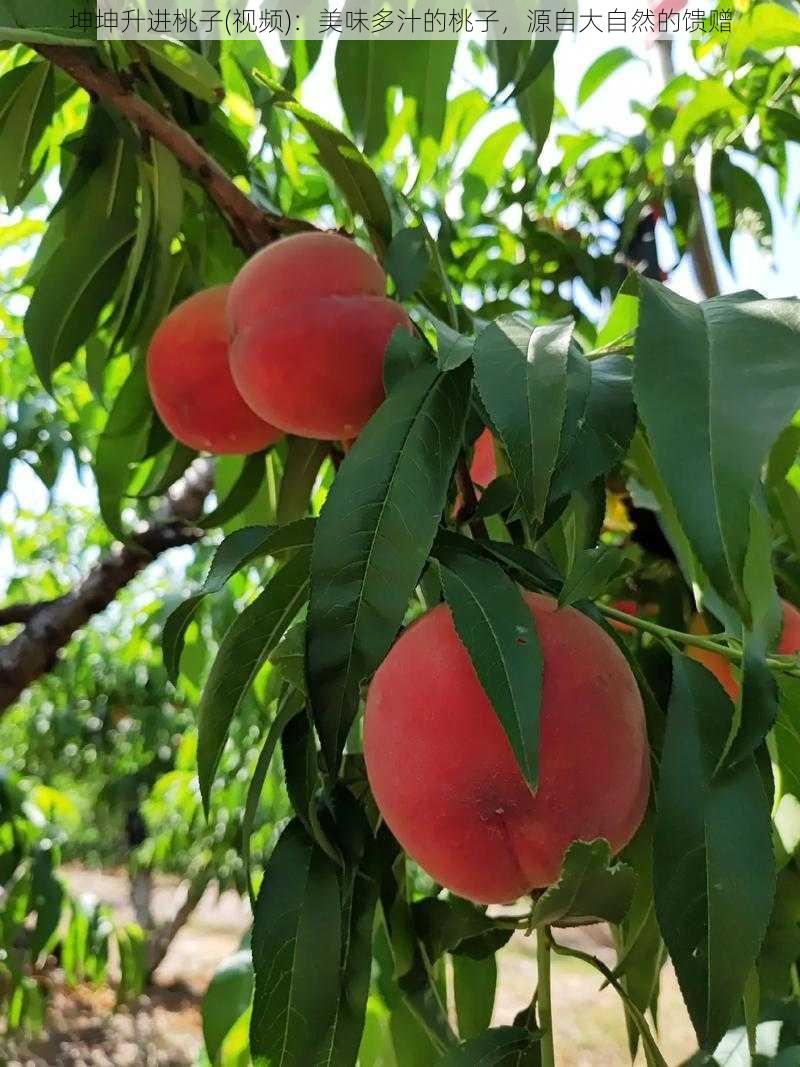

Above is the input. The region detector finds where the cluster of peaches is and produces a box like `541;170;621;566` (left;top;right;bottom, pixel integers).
146;232;796;906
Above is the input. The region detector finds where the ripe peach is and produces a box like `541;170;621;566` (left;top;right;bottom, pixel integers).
146;286;281;455
227;233;413;441
688;599;800;701
364;592;650;904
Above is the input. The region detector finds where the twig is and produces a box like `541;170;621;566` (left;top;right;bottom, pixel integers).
34;45;315;255
0;461;214;714
454;454;489;540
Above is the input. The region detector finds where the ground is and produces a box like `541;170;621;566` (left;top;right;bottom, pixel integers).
0;866;696;1066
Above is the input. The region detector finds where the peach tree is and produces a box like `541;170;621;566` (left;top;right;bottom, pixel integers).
2;4;800;1064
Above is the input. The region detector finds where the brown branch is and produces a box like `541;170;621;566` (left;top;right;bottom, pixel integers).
454;454;489;540
34;44;315;255
0;602;57;627
656;40;721;300
0;461;214;714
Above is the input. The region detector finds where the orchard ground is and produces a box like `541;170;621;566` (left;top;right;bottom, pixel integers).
1;866;695;1066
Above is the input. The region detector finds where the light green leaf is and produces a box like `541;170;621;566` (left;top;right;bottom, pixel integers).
726;3;800;66
578;48;638;107
141;41;224;103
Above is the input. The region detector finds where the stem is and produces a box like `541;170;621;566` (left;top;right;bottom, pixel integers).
598;604;800;676
656;40;720;299
537;927;556;1067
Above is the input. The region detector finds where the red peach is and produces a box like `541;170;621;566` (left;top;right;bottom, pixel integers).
146;286;281;455
688;599;800;701
227;233;413;441
364;592;650;904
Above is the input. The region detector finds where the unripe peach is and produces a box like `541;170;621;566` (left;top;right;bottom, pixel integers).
146;286;281;455
364;592;650;904
688;599;800;701
227;233;413;441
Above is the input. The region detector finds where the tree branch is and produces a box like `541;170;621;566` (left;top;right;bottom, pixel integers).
0;461;214;714
34;44;314;255
656;40;721;300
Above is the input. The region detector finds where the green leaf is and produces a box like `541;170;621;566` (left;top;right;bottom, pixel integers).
24;139;138;390
198;548;311;812
277;438;328;526
653;656;775;1050
334;40;456;159
438;1027;539;1065
307;363;471;774
255;71;392;253
0;0;96;43
453;954;496;1041
199;451;267;530
162;520;314;683
383;329;432;393
558;546;629;607
596;273;639;349
0;60;53;208
437;549;543;792
510;39;558;99
529;840;636;927
141;41;224;103
251;820;342;1065
726;3;800;66
314;838;383;1066
635;281;800;621
671;80;745;153
550;352;634;501
94;359;154;541
202;949;254;1064
711;152;773;265
386;227;429;302
578;48;637;107
270;622;308;697
515;60;554;162
473;316;574;527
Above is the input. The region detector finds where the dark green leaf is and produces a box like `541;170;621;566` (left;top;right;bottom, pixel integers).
515;60;554;162
473;316;574;526
251;820;341;1064
558;546;629;607
635;281;800;620
386;227;429;301
162;519;314;683
383;328;432;393
198;548;311;812
654;656;775;1049
438;1027;539;1065
550;352;634;500
307;363;471;774
438;549;543;791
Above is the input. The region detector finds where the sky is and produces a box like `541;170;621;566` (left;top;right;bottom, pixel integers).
2;35;799;586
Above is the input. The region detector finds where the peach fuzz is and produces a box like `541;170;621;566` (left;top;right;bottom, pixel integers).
146;286;281;455
688;599;800;701
364;592;650;904
227;233;413;441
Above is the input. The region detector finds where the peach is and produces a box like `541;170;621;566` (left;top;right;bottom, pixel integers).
364;592;650;904
470;428;497;490
227;233;413;441
146;286;281;455
688;599;800;701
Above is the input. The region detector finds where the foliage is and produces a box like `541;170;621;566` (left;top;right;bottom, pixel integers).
1;4;800;1064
